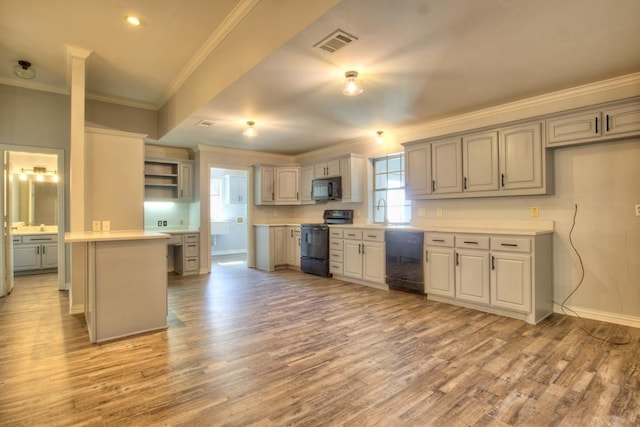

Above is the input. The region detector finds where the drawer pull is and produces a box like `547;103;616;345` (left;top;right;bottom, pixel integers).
367;235;376;238
463;241;478;245
500;243;518;247
606;114;610;132
347;233;356;237
432;239;445;242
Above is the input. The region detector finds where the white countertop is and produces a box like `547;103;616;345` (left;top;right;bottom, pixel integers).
65;230;170;243
144;227;199;234
328;220;554;236
253;223;302;227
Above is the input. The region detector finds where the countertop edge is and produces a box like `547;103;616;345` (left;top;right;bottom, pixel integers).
328;224;553;236
65;231;171;243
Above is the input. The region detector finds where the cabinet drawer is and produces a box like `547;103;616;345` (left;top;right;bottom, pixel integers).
12;236;22;244
329;250;344;262
184;233;199;243
23;234;58;243
425;233;454;247
329;228;344;238
330;262;343;275
455;235;489;250
491;237;531;253
363;230;384;242
184;258;199;272
167;234;183;245
185;243;199;257
329;239;344;251
343;229;363;240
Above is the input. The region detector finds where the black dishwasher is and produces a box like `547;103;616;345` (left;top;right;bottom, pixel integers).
385;230;424;293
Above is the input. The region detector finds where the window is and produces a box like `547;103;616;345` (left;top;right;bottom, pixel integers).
372;153;411;224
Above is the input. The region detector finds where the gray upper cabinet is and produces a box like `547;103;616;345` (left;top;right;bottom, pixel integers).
546;98;640;147
405;142;432;199
178;160;194;201
431;138;462;194
144;158;194;202
462;131;499;192
499;121;543;191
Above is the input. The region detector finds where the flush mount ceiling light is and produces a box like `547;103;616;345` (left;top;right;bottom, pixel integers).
13;60;36;80
376;130;384;144
126;15;141;26
243;121;257;138
341;70;363;96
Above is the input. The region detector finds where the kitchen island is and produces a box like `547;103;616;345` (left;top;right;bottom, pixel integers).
65;231;169;343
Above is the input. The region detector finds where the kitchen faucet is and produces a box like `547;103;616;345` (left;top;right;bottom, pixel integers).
376;198;388;224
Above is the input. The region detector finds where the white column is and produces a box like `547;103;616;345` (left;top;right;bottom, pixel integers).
66;45;92;313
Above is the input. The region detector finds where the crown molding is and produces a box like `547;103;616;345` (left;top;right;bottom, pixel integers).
85;91;158;111
159;0;260;107
0;78;69;96
85;125;148;140
195;143;295;164
397;72;640;143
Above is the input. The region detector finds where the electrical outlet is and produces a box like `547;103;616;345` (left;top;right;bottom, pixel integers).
530;207;539;217
436;208;443;217
157;220;162;227
162;220;167;226
636;204;640;217
92;220;101;232
102;220;110;232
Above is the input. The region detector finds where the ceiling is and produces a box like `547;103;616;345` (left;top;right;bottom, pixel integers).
2;0;640;155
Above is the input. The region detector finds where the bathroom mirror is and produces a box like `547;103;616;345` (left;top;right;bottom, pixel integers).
11;174;58;226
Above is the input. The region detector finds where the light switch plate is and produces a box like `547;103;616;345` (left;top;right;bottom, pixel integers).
92;220;101;232
102;220;110;232
635;204;640;217
530;207;539;217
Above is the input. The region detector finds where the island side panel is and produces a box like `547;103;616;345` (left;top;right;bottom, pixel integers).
94;239;167;342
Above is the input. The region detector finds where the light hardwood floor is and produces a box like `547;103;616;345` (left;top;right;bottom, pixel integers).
0;266;638;426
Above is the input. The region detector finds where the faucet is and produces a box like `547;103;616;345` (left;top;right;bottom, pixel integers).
376;198;388;224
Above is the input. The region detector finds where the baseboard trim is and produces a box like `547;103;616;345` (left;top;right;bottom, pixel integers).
70;304;84;315
553;303;640;329
212;250;247;256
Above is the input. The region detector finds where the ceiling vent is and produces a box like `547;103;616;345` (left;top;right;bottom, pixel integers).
313;29;358;53
196;120;215;127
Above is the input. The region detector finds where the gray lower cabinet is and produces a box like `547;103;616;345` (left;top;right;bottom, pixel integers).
254;225;300;271
424;231;552;324
13;234;58;273
166;232;199;275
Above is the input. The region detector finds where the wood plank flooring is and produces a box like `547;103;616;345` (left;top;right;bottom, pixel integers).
0;265;638;426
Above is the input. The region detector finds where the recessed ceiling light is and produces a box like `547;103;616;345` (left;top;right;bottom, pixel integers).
126;15;141;26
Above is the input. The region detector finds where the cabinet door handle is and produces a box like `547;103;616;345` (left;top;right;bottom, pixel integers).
491;256;496;270
432;180;436;192
272;192;274;201
455;252;459;266
36;246;40;255
463;176;467;190
606;114;610;132
181;189;183;198
358;244;361;254
298;238;300;246
361;244;365;254
595;116;599;134
501;173;505;187
290;230;293;237
42;246;46;254
425;250;428;262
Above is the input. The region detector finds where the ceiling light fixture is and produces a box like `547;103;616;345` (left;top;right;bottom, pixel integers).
13;60;36;80
341;70;363;96
126;15;141;26
376;131;384;144
243;121;257;138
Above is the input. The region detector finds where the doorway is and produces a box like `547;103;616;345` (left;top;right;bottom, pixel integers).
209;167;248;267
1;146;65;297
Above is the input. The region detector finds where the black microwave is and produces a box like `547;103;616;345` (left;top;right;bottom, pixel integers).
311;176;342;201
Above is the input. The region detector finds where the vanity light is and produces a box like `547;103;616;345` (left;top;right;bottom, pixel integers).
376;130;384;144
17;167;58;182
243;121;258;138
341;70;363;96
